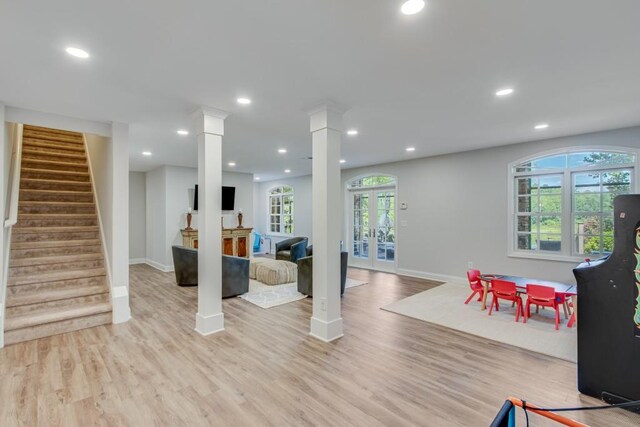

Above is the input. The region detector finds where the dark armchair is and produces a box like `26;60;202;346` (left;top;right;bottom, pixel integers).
275;237;308;263
171;246;250;297
296;250;348;297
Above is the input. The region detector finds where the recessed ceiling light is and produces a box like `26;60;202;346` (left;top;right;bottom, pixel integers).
534;123;549;130
177;129;189;135
255;177;261;181
401;0;426;15
237;97;252;105
142;151;152;156
495;88;514;97
228;162;236;167
65;47;90;59
406;147;416;152
278;148;287;154
340;159;346;164
284;169;291;174
347;129;358;136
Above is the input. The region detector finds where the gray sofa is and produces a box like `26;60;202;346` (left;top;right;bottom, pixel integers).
296;247;348;297
171;245;249;297
275;237;308;264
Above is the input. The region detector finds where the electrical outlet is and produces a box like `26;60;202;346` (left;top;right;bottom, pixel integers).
320;298;327;311
468;261;473;269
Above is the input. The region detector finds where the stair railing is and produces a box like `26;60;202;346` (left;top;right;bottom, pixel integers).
1;123;23;347
4;123;23;228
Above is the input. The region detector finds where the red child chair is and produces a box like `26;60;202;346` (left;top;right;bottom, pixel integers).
488;279;523;322
465;269;491;305
524;284;561;330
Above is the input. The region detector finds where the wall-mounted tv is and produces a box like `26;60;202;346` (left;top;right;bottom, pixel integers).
193;185;236;211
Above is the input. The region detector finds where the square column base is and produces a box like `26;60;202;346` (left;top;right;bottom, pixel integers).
195;312;225;336
112;286;131;324
310;316;344;342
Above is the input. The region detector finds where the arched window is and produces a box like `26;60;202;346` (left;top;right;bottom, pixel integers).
510;149;637;259
268;185;294;234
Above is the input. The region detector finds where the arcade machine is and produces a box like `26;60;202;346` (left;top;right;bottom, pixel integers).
573;194;640;407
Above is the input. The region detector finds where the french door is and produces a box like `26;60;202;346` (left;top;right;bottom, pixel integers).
349;188;396;271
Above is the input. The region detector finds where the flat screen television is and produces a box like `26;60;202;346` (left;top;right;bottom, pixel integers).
193;185;235;211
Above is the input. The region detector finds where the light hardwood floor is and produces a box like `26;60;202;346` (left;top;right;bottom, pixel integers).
1;264;638;426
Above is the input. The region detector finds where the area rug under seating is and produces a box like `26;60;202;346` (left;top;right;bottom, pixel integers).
239;278;368;309
382;282;577;362
345;278;367;289
239;280;307;308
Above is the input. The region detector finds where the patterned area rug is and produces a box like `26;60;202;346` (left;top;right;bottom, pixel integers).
239;280;307;309
345;278;367;289
239;278;368;309
382;282;576;362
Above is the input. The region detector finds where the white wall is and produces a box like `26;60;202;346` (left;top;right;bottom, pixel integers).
145;167;167;268
85;134;113;270
129;172;146;261
341;125;640;284
144;166;254;270
254;175;313;249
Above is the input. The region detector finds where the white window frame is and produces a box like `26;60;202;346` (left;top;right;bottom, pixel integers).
267;185;294;236
508;146;639;262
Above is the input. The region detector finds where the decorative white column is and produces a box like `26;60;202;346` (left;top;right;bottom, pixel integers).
110;122;131;323
308;103;345;342
193;107;229;335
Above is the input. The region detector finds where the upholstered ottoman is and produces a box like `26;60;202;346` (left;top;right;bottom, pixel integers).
254;260;297;285
249;258;273;279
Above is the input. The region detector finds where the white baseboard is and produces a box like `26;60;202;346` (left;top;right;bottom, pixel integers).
143;258;175;273
129;258;146;265
396;268;466;285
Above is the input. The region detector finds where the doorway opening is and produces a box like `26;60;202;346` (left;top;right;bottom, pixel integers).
346;175;397;272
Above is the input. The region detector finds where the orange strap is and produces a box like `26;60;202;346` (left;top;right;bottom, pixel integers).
508;397;589;427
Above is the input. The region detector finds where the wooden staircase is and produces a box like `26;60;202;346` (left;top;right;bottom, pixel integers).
4;125;112;345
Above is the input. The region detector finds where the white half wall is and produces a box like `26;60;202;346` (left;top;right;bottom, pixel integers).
129;172;146;260
341;125;640;284
85;128;131;323
5;106;111;137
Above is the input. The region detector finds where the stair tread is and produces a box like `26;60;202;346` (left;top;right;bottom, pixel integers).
8;268;106;286
20;189;93;195
23;140;85;151
5;302;112;331
6;285;109;308
21;167;89;176
24;125;83;138
19;201;94;206
13;225;99;233
11;239;101;249
18;213;96;218
23;131;84;142
21;158;88;168
10;253;103;267
21;178;91;186
22;148;87;159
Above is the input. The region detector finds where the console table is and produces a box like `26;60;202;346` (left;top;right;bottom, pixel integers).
180;228;253;258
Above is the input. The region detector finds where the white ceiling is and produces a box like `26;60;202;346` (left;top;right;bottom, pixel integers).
1;1;639;181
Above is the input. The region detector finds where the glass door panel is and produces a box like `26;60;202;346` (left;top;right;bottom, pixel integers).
374;190;396;270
